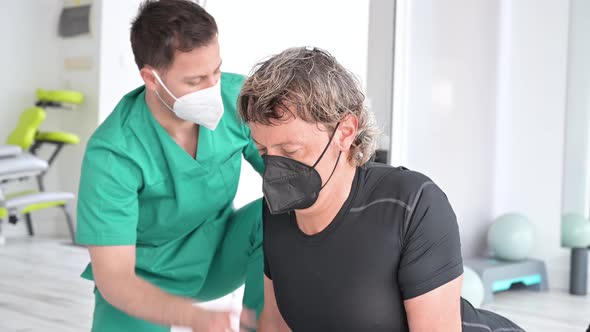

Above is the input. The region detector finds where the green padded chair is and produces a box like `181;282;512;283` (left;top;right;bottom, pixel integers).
31;89;83;191
1;89;83;241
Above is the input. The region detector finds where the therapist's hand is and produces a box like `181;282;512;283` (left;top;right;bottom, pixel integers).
190;307;233;332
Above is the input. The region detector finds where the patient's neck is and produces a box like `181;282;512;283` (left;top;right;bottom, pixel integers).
295;161;357;235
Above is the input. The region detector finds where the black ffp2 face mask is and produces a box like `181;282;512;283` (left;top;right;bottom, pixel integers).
262;123;341;215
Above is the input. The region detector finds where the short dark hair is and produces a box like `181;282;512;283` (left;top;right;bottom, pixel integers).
130;0;218;71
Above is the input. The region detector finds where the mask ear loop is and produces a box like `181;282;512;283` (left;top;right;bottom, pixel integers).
155;91;174;112
151;70;179;102
312;122;341;168
320;151;342;190
311;122;342;190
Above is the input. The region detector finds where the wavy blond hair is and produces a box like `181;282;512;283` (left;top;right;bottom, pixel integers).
238;47;379;166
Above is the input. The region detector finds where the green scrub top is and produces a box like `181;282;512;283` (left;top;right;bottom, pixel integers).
76;73;264;300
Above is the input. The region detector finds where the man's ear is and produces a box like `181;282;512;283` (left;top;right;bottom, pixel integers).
140;67;159;92
337;115;358;152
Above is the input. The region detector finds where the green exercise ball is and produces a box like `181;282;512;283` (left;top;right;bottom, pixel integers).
488;213;535;261
562;213;590;248
462;266;484;308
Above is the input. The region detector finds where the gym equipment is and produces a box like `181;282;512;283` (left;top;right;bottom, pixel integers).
561;213;590;296
0;89;82;243
570;248;588;295
31;89;83;191
461;266;485;308
36;89;84;106
0;151;75;243
0;145;21;158
562;213;590;248
465;257;549;304
488;213;534;261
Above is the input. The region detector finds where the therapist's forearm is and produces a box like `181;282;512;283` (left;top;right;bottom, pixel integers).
97;273;200;328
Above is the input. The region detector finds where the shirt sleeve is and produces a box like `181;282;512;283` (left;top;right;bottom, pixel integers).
397;182;463;300
75;139;143;246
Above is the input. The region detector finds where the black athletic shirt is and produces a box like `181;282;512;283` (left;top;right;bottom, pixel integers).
263;163;524;332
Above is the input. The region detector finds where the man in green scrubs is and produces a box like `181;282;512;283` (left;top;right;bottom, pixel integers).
76;1;263;331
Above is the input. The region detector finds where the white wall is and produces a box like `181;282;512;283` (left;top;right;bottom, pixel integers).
393;0;573;289
43;0;103;237
207;0;369;83
492;0;570;290
0;1;61;135
0;0;64;237
98;0;144;123
562;0;590;216
366;0;396;152
393;0;500;258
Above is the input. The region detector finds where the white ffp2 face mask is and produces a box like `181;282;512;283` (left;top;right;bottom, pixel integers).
151;70;224;130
